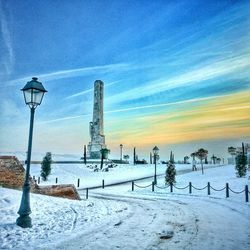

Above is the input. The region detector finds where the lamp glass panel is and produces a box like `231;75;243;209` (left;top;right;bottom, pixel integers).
33;90;44;105
23;88;44;106
23;89;32;104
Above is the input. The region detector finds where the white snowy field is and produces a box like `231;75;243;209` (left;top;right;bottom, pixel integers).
0;152;81;162
29;162;219;188
29;163;171;188
0;164;249;249
0;188;129;250
89;164;250;203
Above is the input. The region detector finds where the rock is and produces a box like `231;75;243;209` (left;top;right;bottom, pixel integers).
0;156;37;190
34;184;81;200
0;156;80;200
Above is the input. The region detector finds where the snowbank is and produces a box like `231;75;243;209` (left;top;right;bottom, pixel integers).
0;188;128;249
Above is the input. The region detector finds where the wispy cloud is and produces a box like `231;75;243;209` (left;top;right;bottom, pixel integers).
105;93;236;114
9;63;130;85
65;80;121;99
0;1;14;76
38;114;91;124
39;92;240;124
107;54;250;105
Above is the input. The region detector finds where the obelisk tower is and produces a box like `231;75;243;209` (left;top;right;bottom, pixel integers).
87;80;106;159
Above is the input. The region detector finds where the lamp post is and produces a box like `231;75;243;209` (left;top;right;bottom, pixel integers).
16;77;47;228
120;144;123;161
153;146;159;185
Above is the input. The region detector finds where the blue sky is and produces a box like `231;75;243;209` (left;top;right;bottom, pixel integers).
0;0;250;160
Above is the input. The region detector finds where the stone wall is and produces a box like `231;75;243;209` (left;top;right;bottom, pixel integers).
34;184;80;200
0;156;37;190
0;156;80;200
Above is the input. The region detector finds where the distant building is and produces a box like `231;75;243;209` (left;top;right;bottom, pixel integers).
229;143;250;165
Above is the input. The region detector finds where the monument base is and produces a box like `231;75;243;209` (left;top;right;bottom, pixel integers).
88;141;106;159
90;151;101;159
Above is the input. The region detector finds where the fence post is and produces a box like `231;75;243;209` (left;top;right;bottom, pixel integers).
152;181;154;192
38;176;40;184
55;177;58;184
170;183;173;193
189;182;192;194
102;179;105;189
132;181;134;191
207;182;210;195
226;183;229;198
77;178;80;188
245;185;249;202
86;188;88;200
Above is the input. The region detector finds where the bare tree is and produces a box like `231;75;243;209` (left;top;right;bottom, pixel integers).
196;148;208;174
211;154;217;164
190;152;197;171
216;157;221;165
228;146;236;164
184;156;189;164
123;155;129;163
133;147;136;165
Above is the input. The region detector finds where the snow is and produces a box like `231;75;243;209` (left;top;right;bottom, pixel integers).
1;163;249;249
130;165;250;203
30;163;168;188
0;151;81;162
0;188;129;249
29;162;218;188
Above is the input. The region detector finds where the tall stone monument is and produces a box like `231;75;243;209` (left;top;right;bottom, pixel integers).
87;80;106;159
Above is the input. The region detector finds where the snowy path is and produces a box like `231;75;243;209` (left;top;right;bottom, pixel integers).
1;165;249;249
52;191;250;250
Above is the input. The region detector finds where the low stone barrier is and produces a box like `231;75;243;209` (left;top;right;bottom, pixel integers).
0;156;80;200
0;156;37;190
34;184;80;200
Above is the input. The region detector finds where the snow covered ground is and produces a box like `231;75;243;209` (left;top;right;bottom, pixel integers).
0;164;249;249
30;163;171;188
0;188;129;249
29;162;219;188
0;151;82;162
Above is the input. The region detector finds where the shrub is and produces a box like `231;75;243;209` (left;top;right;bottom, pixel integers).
41;152;52;181
165;152;176;185
235;154;247;177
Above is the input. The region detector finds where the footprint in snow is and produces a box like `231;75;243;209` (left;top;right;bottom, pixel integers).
159;230;174;240
114;221;122;227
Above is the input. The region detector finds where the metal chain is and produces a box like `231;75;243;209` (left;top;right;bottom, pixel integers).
133;182;247;196
210;186;226;191
134;183;152;188
228;187;245;194
155;185;169;189
173;184;189;190
192;184;208;190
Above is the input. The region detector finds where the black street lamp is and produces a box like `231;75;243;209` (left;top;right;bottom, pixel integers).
120;144;123;161
153;146;159;185
16;77;47;228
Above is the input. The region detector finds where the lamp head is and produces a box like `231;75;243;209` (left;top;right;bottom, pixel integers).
21;77;47;108
153;146;159;155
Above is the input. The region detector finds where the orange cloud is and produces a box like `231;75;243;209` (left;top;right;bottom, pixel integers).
106;91;250;147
